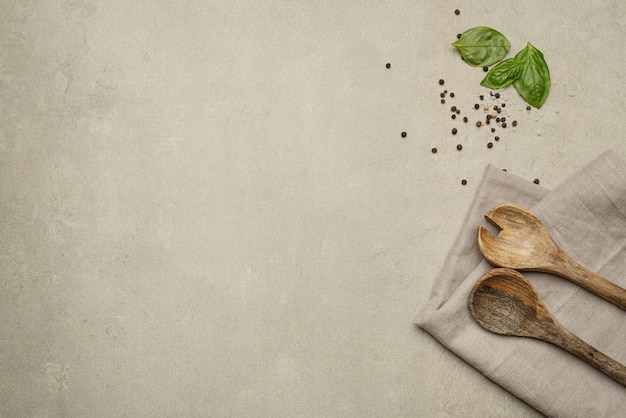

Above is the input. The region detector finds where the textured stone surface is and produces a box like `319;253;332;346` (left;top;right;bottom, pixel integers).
2;1;625;416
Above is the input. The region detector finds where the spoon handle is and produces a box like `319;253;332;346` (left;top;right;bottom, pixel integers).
550;250;626;310
547;321;626;387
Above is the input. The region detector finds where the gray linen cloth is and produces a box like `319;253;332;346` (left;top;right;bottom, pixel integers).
415;150;626;417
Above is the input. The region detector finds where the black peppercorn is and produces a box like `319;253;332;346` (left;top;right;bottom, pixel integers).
487;142;493;148
452;128;457;135
457;33;462;39
455;9;460;15
526;106;531;111
491;128;496;133
450;92;455;98
534;179;540;184
495;93;500;98
451;114;456;120
502;122;507;128
512;120;518;127
461;179;467;185
441;99;445;104
474;104;479;109
386;63;391;69
494;136;500;141
451;106;457;112
463;117;468;123
431;147;438;153
457;144;462;150
483;66;488;72
476;121;482;127
401;131;407;138
479;95;484;100
439;79;445;85
440;92;445;98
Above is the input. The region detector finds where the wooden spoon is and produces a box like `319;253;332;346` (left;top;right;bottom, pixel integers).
469;268;626;387
477;203;626;310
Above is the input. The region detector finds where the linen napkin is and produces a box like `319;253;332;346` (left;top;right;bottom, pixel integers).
415;150;626;417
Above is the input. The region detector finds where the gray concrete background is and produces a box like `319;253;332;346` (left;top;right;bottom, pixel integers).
2;1;625;416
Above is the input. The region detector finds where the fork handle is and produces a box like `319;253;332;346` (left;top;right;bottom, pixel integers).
549;250;626;310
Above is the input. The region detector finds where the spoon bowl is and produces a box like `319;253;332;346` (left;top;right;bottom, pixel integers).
469;268;552;338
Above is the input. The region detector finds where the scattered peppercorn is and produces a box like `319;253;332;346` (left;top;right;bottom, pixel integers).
501;122;507;128
452;128;458;135
491;128;496;133
451;106;457;112
512;120;518;127
463;117;468;123
440;92;445;98
451;114;456;120
401;131;407;138
476;121;482;127
501;103;506;108
439;79;445;85
494;136;500;141
456;109;460;114
455;9;460;15
479;95;484;100
496;117;501;123
461;179;467;185
386;63;391;69
487;142;493;148
431;147;438;153
526;105;531;111
441;99;445;104
450;92;455;98
457;33;462;39
534;179;540;184
483;66;488;72
474;104;479;109
457;144;462;150
501;117;506;122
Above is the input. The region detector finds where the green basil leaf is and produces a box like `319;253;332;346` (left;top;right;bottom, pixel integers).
480;58;523;89
512;42;551;108
452;26;511;67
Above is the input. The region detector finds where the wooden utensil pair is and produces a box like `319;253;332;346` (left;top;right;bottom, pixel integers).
470;203;626;387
